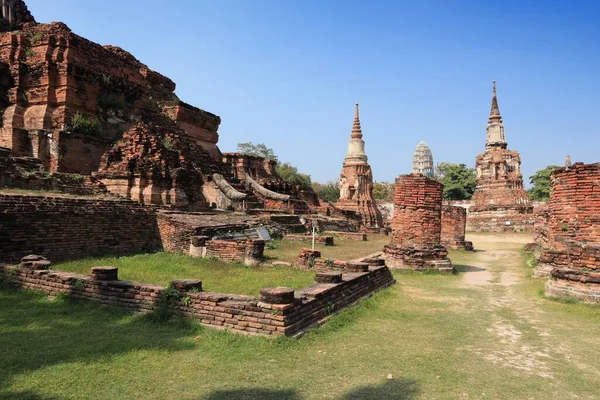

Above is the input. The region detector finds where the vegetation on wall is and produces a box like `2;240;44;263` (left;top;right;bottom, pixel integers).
70;112;103;137
312;181;340;203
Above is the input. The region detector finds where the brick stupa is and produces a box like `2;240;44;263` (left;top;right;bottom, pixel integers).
383;174;453;273
468;81;533;232
335;103;383;231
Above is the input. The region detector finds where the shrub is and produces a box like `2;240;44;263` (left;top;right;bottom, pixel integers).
70;112;103;137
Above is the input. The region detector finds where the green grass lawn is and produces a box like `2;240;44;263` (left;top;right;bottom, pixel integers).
264;234;391;264
2;233;600;399
53;252;316;297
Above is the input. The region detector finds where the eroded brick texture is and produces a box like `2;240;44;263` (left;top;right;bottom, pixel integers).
540;163;600;303
383;174;453;272
441;206;473;250
0;194;159;263
0;256;395;337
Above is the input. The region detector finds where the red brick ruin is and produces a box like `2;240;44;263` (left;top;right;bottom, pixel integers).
383;174;453;272
538;163;600;303
469;82;533;232
441;206;473;251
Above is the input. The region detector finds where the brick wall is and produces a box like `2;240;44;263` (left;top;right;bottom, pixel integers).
283;234;334;246
441;206;473;250
0;257;395;337
541;162;600;303
324;231;367;241
206;239;265;264
0;194;159;263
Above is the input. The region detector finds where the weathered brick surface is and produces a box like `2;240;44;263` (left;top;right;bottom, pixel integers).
0;256;395;337
539;162;600;302
205;239;265;263
441;206;473;250
324;231;367;241
534;202;550;251
383;174;453;272
0;193;159;263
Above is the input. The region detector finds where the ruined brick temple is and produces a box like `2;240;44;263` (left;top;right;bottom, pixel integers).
468;81;533;232
335;103;383;231
383;174;453;272
538;162;600;303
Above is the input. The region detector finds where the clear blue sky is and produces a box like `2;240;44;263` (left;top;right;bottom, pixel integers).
28;0;600;186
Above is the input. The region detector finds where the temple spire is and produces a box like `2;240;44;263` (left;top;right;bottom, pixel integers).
489;80;502;123
351;102;363;139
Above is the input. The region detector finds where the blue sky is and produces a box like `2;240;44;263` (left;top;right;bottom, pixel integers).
27;0;599;186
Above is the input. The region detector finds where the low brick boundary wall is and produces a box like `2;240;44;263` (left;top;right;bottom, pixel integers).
0;255;395;337
323;231;367;241
283;234;334;246
205;239;265;265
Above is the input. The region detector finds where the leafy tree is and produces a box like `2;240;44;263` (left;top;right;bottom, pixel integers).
312;181;340;203
236;142;278;162
372;181;394;202
435;162;476;200
276;162;312;190
528;165;560;201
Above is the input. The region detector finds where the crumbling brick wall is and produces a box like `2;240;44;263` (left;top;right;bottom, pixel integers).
0;194;159;263
541;162;600;302
441;206;473;250
0;256;395;337
383;174;452;272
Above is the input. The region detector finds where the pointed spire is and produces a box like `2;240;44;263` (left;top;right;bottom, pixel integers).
489;80;502;123
351;102;363;139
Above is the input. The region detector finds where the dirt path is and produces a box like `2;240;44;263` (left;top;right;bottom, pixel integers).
461;233;557;379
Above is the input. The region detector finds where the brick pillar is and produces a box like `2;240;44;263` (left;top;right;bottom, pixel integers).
383;174;453;272
441;206;473;250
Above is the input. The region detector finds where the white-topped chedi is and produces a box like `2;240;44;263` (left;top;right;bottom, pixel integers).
485;80;507;149
336;103;383;230
344;103;368;163
412;141;434;175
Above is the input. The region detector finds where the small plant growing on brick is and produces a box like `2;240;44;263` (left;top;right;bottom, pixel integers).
324;259;334;268
181;296;191;306
561;223;569;232
160;137;175;150
308;257;316;269
326;301;334;315
72;279;84;291
70;112;103;137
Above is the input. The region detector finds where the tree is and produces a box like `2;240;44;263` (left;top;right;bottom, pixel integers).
276;162;312;190
236;142;278;162
528;165;560;201
312;181;340;203
435;162;476;200
372;181;394;202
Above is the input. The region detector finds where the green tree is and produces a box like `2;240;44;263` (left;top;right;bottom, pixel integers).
528;165;560;201
312;181;340;203
277;162;312;190
372;181;394;202
435;162;476;200
236;142;278;162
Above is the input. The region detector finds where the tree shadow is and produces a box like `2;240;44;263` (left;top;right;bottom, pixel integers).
340;379;419;400
454;264;486;273
0;284;197;398
204;388;302;400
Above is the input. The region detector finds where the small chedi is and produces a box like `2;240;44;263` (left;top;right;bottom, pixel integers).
383;174;453;272
468;81;533;232
335;103;383;231
412;141;434;175
538;162;600;303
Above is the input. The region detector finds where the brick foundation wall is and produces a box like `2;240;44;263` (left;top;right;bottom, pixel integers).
156;214;196;253
205;239;265;264
539;163;600;302
0;194;159;263
324;231;367;241
466;207;534;232
441;206;473;250
283;234;334;246
0;257;395;337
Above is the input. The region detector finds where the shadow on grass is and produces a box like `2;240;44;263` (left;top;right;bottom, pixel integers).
205;388;302;400
341;379;419;399
0;284;197;397
454;264;486;273
203;379;419;400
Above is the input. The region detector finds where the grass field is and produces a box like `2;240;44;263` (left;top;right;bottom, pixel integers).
1;233;599;399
